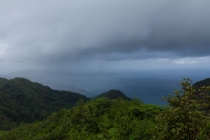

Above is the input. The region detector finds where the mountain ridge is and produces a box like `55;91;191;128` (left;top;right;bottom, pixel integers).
0;77;89;130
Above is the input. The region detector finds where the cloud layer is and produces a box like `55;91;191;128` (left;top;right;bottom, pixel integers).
0;0;210;72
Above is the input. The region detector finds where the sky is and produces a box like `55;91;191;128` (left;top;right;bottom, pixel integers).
1;0;210;74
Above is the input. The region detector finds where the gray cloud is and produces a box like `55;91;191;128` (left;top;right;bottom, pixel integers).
0;0;210;69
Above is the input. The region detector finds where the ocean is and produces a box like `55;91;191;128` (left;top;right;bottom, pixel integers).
43;70;210;105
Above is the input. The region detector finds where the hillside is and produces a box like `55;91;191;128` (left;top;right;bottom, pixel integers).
0;98;162;140
96;90;132;101
193;78;210;88
0;77;89;130
1;78;210;139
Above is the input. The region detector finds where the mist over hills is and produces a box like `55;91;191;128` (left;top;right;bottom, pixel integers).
3;69;210;105
4;69;116;94
5;69;116;79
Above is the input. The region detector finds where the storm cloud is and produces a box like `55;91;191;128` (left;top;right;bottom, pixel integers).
0;0;210;72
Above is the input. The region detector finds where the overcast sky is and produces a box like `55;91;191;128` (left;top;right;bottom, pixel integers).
1;0;210;74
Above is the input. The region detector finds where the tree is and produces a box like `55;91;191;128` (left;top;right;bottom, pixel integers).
151;78;210;140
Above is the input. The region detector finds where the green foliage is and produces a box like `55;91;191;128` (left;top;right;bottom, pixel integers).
0;98;162;140
150;78;210;140
0;77;89;130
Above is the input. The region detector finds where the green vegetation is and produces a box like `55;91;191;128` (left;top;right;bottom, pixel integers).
0;77;89;130
96;89;132;100
149;78;210;139
1;77;210;139
0;97;162;140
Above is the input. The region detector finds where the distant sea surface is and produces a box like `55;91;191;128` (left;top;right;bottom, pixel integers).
44;70;210;105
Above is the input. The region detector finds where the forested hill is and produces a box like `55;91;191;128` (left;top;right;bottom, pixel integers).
96;89;132;100
193;78;210;88
0;98;162;140
0;77;89;130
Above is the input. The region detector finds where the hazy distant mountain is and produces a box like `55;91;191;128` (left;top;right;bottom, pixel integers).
41;81;88;93
5;69;118;94
96;90;132;100
5;69;47;82
6;69;116;78
5;69;112;93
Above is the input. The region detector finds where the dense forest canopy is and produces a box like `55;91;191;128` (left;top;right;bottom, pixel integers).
0;97;162;140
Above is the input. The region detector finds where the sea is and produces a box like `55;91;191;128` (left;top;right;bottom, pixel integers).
42;70;210;105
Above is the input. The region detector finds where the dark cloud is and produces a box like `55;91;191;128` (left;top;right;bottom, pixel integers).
0;0;210;71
